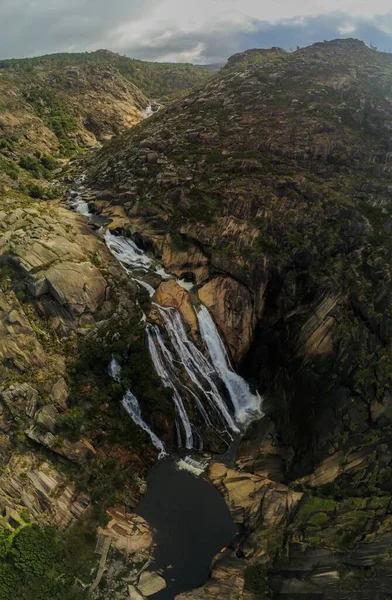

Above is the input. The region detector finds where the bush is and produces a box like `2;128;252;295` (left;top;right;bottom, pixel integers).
56;406;85;439
11;525;62;577
0;523;90;600
25;183;56;199
244;564;270;595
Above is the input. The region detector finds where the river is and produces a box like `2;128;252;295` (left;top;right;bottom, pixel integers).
68;173;261;599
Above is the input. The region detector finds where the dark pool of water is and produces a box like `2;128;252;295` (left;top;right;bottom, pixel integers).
136;457;238;600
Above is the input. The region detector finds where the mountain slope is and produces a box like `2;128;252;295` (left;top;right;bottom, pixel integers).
84;38;392;597
0;50;214;197
0;50;214;100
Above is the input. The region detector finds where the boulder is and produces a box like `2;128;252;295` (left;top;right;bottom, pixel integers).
0;383;39;420
128;584;145;600
154;280;198;338
50;377;69;412
45;261;107;315
138;571;167;596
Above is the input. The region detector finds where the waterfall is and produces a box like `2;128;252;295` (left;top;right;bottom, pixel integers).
141;104;155;119
105;231;171;281
157;306;239;433
108;356;122;381
65;191;263;454
104;230;153;271
134;279;155;297
197;305;262;424
122;390;167;458
147;325;194;449
69;193;92;217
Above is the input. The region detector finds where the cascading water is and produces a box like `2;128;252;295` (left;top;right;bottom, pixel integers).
68;189;262;456
197;305;262;424
105;230;153;271
147;325;194;449
157;306;239;433
122;390;167;458
108;356;122;381
108;355;167;457
68;192;92;217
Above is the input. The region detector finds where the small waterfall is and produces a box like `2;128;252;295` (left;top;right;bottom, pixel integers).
105;230;153;271
141;104;154;119
105;231;171;281
147;325;194;449
134;278;155;297
69;192;92;217
177;456;209;477
108;356;122;381
197;305;262;424
122;390;167;458
141;104;160;120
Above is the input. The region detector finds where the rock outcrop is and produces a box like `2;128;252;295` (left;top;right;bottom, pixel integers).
83;39;392;598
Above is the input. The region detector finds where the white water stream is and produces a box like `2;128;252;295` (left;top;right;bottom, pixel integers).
69;189;262;458
122;391;167;458
197;306;262;424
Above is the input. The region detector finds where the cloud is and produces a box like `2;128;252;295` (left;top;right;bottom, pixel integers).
0;0;159;58
1;0;392;63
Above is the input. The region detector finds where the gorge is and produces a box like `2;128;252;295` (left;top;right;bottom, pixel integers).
1;38;392;600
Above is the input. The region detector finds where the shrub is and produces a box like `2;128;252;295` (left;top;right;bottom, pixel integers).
56;406;85;439
244;564;270;595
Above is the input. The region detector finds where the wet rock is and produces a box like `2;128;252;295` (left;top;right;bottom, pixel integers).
154;280;198;337
198;277;255;363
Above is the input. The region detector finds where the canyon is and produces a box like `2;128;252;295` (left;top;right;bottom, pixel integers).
1;38;392;599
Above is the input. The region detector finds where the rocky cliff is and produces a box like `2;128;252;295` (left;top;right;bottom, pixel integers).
83;39;392;597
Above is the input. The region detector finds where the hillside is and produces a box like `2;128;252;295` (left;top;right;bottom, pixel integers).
83;38;392;597
0;50;214;100
0;50;213;198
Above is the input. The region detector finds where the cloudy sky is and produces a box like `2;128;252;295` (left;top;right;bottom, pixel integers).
1;0;392;63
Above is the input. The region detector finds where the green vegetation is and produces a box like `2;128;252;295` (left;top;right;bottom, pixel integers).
244;564;270;595
0;50;213;100
23;87;79;156
19;153;57;179
0;522;89;600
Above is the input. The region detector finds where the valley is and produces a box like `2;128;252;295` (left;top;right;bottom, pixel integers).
1;38;392;600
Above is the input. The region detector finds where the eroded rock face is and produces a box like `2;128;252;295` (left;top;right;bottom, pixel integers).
0;201;113;332
175;553;257;600
45;261;107;315
154;280;198;338
209;463;302;553
198;277;255;364
0;294;46;372
0;452;89;529
98;508;154;561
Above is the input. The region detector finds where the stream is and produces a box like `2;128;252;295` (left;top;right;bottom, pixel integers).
68;175;262;599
